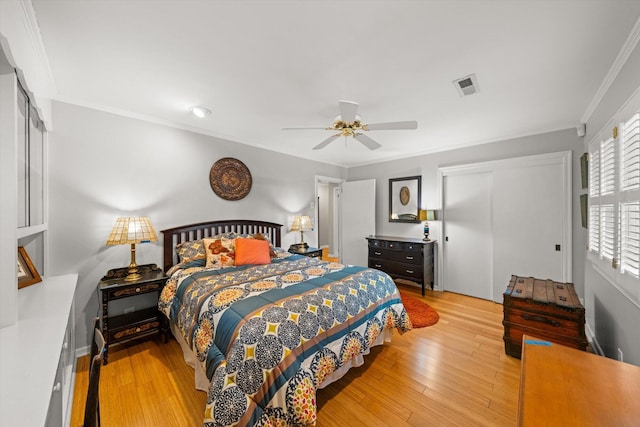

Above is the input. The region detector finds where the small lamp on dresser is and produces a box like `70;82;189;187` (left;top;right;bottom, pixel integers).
419;209;437;241
106;216;158;281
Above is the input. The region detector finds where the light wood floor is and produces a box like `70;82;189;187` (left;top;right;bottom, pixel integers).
70;286;521;426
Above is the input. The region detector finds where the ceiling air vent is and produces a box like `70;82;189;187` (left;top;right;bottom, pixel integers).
453;73;480;96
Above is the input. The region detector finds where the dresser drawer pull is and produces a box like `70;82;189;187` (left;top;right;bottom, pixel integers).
135;327;142;332
374;264;382;268
405;256;414;260
135;287;141;293
374;251;381;256
521;313;560;327
406;269;414;274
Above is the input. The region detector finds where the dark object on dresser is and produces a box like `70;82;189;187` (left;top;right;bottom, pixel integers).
366;236;435;295
98;263;168;364
503;275;587;359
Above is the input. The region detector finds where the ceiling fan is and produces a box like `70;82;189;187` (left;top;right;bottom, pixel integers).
283;100;418;150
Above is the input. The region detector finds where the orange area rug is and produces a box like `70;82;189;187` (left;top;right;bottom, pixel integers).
399;292;439;328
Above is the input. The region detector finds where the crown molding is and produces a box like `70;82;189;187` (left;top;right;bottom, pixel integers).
17;0;56;95
581;15;640;124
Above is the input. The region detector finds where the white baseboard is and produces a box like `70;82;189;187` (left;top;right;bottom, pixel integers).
586;321;604;356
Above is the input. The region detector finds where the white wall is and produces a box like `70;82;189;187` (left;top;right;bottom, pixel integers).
48;101;345;350
582;36;640;364
348;128;585;296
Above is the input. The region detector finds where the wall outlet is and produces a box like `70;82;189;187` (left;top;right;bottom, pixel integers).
617;347;624;362
124;306;135;314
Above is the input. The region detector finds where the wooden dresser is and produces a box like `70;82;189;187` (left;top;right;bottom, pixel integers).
503;275;587;358
366;236;435;295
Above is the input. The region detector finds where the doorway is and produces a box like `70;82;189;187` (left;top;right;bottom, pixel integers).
315;176;342;259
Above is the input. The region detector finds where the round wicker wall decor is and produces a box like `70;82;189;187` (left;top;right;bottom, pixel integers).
209;157;252;201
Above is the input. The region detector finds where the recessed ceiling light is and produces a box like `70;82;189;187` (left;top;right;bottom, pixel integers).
190;106;212;118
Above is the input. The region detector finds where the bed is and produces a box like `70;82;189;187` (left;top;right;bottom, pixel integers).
159;219;411;426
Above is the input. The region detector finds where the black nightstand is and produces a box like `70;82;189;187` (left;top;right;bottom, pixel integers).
98;263;168;364
288;245;323;258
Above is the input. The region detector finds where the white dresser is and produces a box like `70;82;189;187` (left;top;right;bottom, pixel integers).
0;274;78;427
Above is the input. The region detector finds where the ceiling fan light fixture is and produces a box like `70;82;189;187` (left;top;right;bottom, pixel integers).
190;106;212;118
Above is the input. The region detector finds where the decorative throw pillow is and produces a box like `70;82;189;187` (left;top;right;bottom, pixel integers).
203;237;236;269
235;238;271;266
175;239;206;263
252;233;277;258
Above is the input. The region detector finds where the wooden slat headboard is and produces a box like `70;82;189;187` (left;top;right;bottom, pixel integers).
161;220;282;272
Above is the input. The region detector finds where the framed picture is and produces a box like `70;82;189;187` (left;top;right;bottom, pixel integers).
580;153;589;189
389;175;422;223
18;246;41;289
580;194;588;229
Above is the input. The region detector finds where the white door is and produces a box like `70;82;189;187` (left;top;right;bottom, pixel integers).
443;172;494;300
491;156;570;300
441;152;571;302
341;179;376;266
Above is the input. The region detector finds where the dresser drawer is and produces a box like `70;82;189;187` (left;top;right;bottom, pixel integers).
369;258;423;282
368;239;422;252
369;248;421;265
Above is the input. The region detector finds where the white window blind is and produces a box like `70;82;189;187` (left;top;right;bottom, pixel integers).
621;113;640;191
600;204;616;261
619;113;640;278
620;201;640;277
601;137;616;196
588;89;640;302
589;204;600;253
589;145;600;197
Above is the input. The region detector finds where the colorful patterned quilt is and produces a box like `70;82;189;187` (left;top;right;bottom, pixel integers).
159;254;411;426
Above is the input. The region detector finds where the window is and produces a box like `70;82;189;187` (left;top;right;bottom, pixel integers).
588;88;640;302
16;80;45;229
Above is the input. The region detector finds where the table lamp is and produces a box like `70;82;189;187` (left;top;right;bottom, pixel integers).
290;215;312;249
106;216;157;281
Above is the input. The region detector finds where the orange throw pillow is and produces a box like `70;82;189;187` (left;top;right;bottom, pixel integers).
235;238;271;266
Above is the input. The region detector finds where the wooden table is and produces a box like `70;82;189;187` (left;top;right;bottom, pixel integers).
518;334;640;426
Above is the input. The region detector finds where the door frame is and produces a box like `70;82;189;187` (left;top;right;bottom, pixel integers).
437;151;572;299
315;175;344;258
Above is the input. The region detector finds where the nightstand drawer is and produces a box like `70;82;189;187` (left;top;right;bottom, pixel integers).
105;281;163;300
107;307;162;342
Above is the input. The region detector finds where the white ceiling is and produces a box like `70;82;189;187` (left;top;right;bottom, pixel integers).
31;0;640;167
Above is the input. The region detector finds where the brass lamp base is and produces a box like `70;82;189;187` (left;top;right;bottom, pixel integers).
124;243;142;281
124;268;142;282
289;242;309;250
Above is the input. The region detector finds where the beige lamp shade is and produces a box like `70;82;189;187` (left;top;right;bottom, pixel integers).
419;209;437;222
291;215;313;232
106;217;158;245
106;217;157;281
291;215;312;248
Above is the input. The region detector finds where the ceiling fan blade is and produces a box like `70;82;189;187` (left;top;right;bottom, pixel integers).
354;133;382;150
282;126;328;130
313;134;341;150
339;100;359;123
364;121;418;131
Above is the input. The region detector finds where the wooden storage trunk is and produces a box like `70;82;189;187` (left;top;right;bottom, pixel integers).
503;275;587;359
